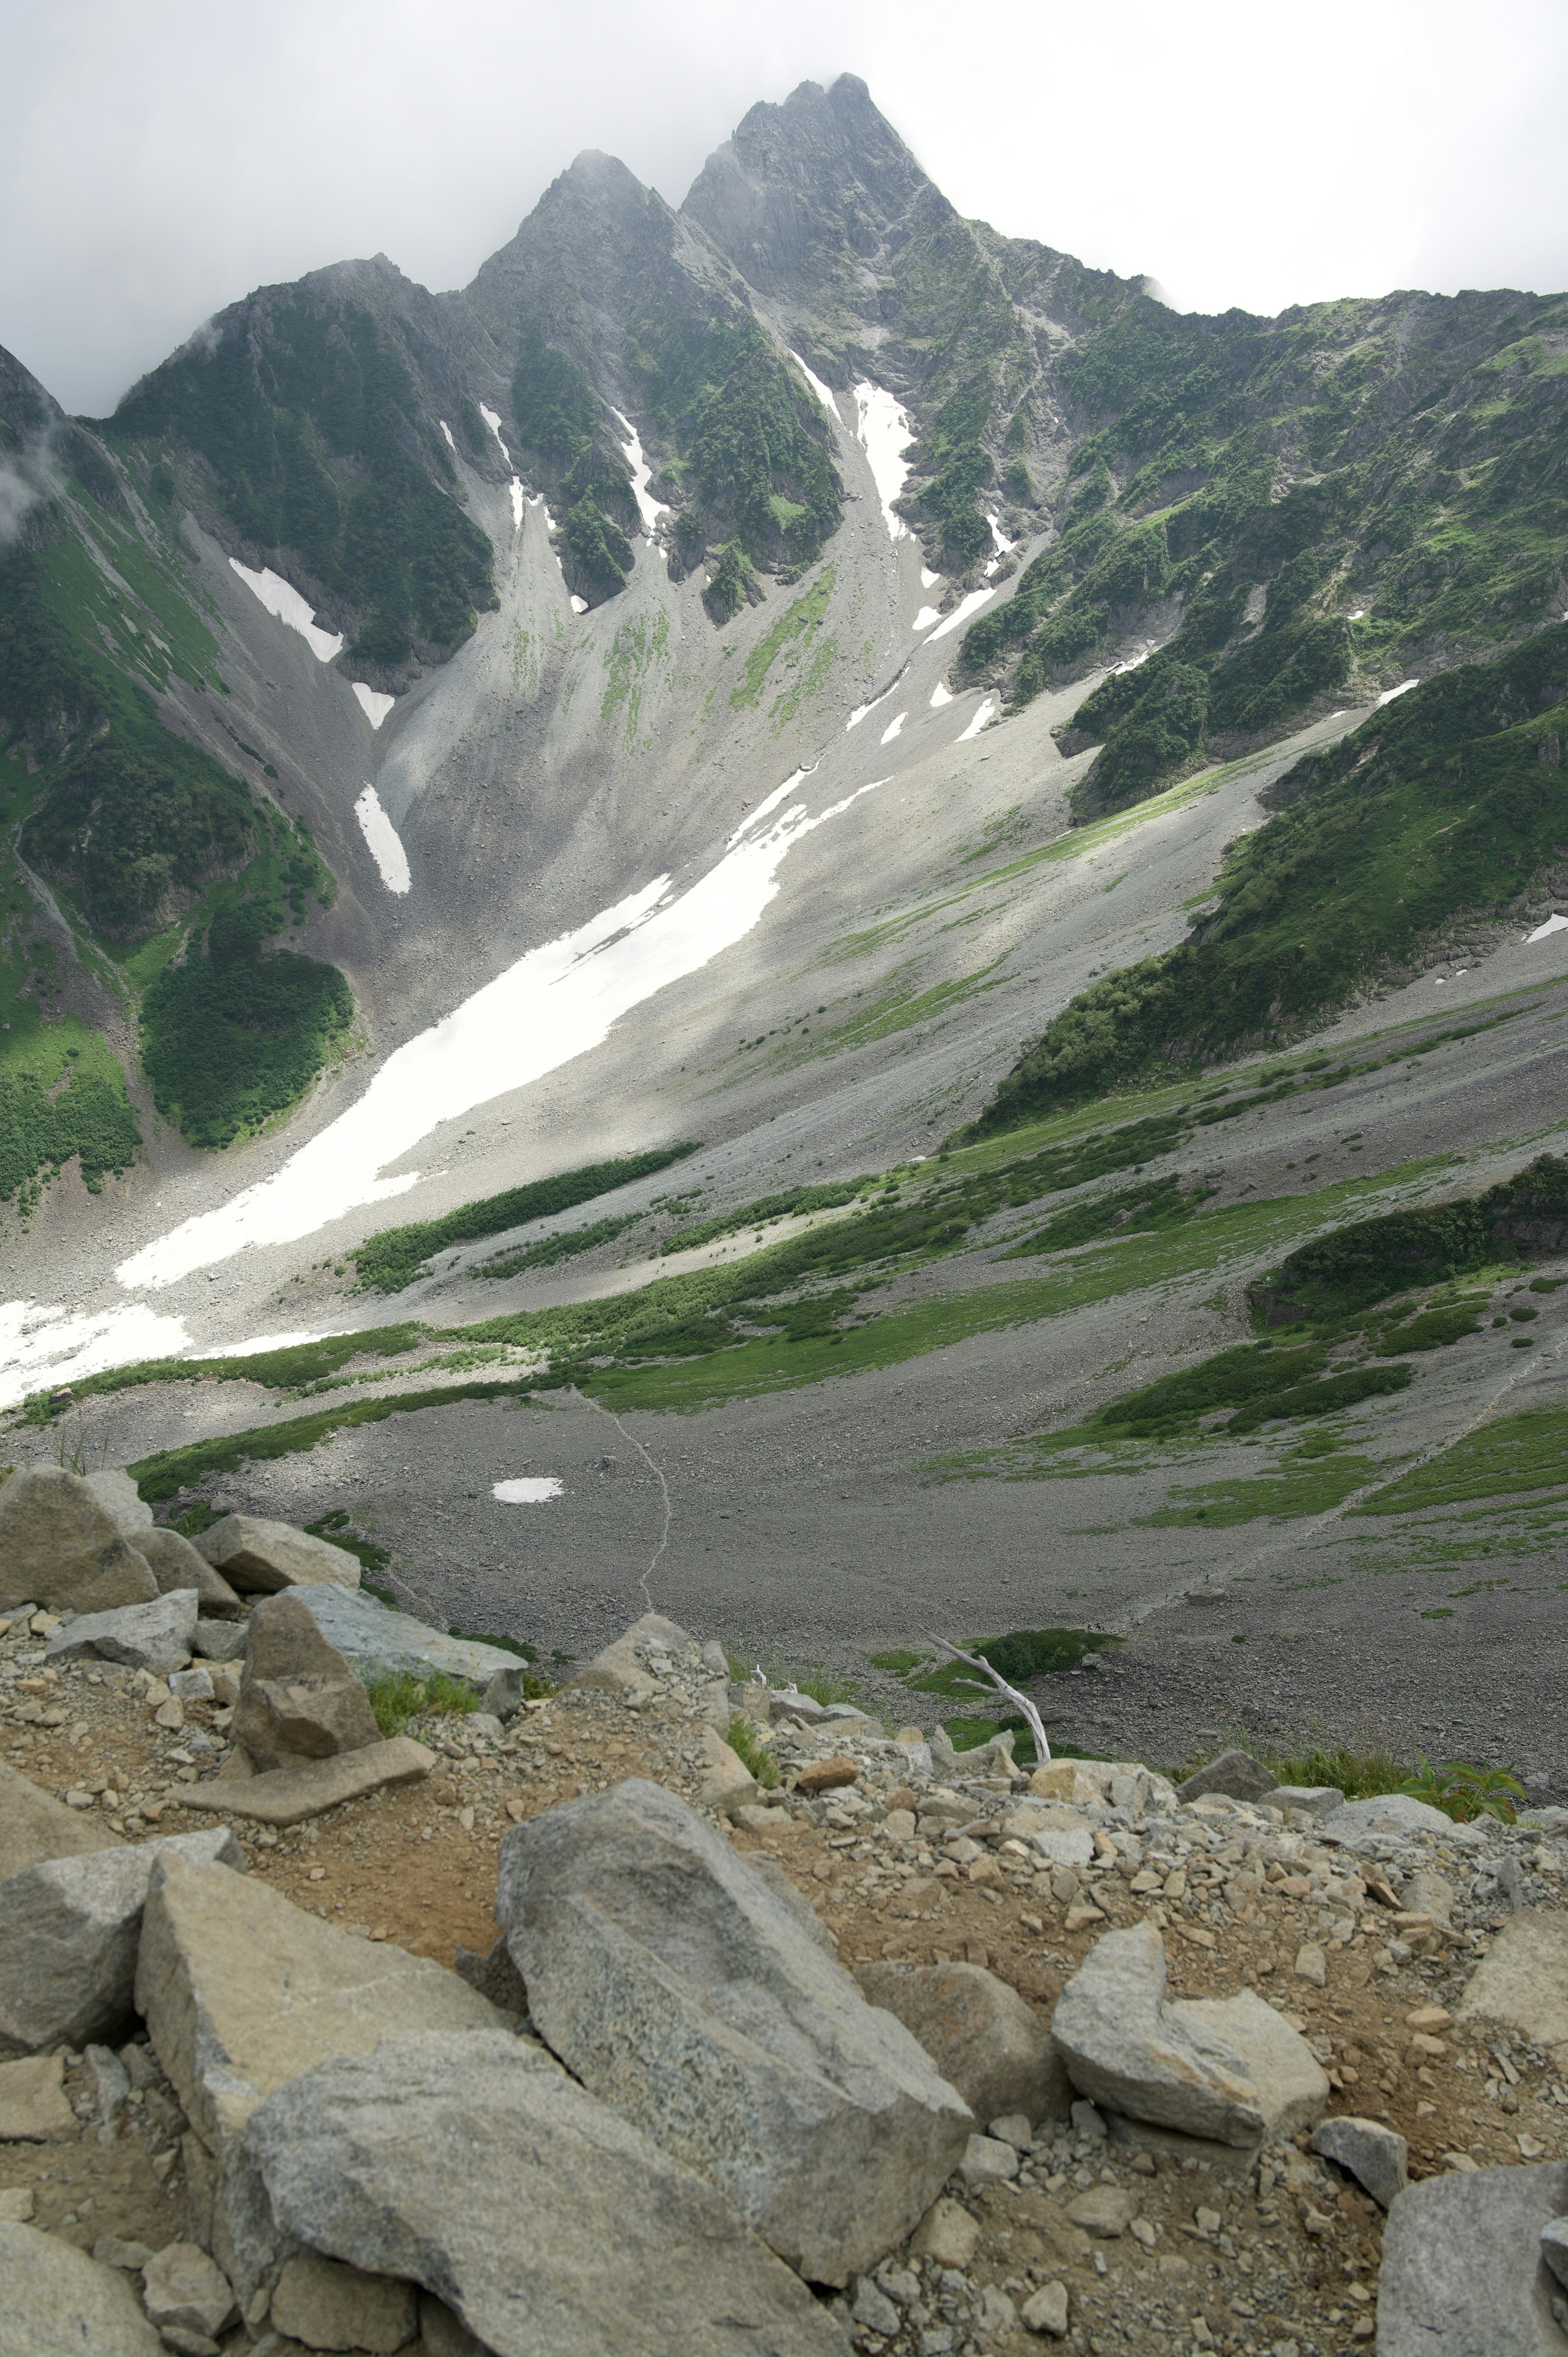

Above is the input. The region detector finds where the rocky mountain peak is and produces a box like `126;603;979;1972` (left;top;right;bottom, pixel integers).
682;71;946;311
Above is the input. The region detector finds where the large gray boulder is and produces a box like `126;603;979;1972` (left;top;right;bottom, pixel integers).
285;1581;523;1686
81;1469;154;1535
0;1759;123;1882
0;1468;158;1615
44;1587;199;1674
234;1592;380;1773
138;1526;245;1616
561;1609;701;1699
1050;1923;1328;2147
241;2030;851;2357
0;1825;244;2057
1376;2160;1568;2355
134;1850;505;2165
1459;1911;1568;2049
1319;1793;1458;1844
196;1513;360;1593
856;1961;1071;2128
1176;1749;1278;1805
496;1779;972;2283
0;2221;163;2355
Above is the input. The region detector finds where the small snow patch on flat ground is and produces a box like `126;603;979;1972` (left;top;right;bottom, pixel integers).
929;680;953;708
789;351;839;416
958;696;997;741
853;383;913;541
229;561;343;662
352;683;395;729
493;1477;563;1504
928;586;996;643
479;404;511;464
1528;912;1568;942
880;711;907;744
354;784;412;895
1377;678;1420;706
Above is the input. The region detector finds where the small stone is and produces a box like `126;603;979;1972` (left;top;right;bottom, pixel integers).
270;2252;419;2353
989;2111;1033;2149
0;2052;75;2139
138;1530;244;1617
978;2286;1017;2334
1065;1902;1107;1933
93;2236;155;2270
139;2242;238;2341
694;1723;758;1814
0;2187;34;2222
795;1754;859;1795
1313;2116;1409;2208
179;1734;434;1826
1405;2005;1452;2031
167;1667;214;1704
1070;2098;1107;2141
851;2278;901;2336
959;2132;1021;2184
1293;1943;1328;1988
1021;2280;1070;2337
1065;2185;1138;2237
909;2195;981;2269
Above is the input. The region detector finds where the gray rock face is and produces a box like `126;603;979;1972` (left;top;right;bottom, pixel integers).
1319;1793;1457;1844
561;1609;699;1699
270;2253;417;2354
44;1587;199;1674
856;1961;1071;2127
1541;2219;1568;2294
481;1662;529;1719
0;2221;164;2355
134;1850;505;2163
281;1581;522;1685
0;1826;244;2056
0;1468;158;1616
1313;2114;1409;2208
1176;1749;1278;1805
1376;2159;1568;2355
1271;1785;1345;1821
497;1778;972;2283
1050;1923;1328;2147
196;1514;360;1594
1459;1911;1568;2049
81;1469;154;1535
241;2031;851;2357
140;2242;238;2340
193;1617;249;1660
0;1758;124;1881
138;1527;245;1616
234;1593;380;1773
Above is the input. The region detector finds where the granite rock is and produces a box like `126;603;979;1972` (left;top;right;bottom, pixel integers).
856;1960;1070;2127
1313;2114;1410;2208
0;1468;158;1616
1376;2159;1568;2355
496;1777;971;2283
44;1587;199;1674
0;1759;123;1882
0;2221;163;2355
196;1515;360;1594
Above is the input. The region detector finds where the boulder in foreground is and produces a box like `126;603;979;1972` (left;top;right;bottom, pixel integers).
181;1734;433;1826
0;1757;124;1882
233;1592;381;1773
1050;1922;1328;2147
44;1587;199;1674
0;1825;243;2056
0;1468;157;1616
0;2220;163;2355
497;1777;971;2283
856;1960;1071;2128
196;1514;360;1593
1375;2159;1568;2355
285;1581;523;1684
243;2029;851;2357
1458;1909;1568;2049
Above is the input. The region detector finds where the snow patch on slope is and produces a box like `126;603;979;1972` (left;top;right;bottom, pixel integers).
479;404;512;464
789;351;839;417
229;562;343;662
352;684;395;729
610;407;669;536
0;1300;192;1413
116;778;890;1289
354;785;412;894
958;697;997;741
853;383;913;542
928;587;996;643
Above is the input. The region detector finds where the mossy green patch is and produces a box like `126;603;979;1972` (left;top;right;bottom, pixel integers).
730;568;835;709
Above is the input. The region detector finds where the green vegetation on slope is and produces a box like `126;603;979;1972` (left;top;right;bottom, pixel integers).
109;293;494;671
972;637;1568;1131
351;1145;701;1292
957;284;1568;800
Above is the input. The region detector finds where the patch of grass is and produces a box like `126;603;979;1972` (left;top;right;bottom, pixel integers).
730;567;835;709
367;1670;479;1738
657;1180;872;1255
303;1510;393;1577
476;1213;645;1281
1141;1452;1382;1526
127;1377;543;1500
1354;1405;1568;1516
352;1145;699;1293
1401;1757;1527;1824
726;1715;779;1788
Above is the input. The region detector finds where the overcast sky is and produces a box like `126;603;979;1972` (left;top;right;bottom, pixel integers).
7;0;1568;417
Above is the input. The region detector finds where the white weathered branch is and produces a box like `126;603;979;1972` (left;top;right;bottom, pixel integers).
924;1635;1051;1766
